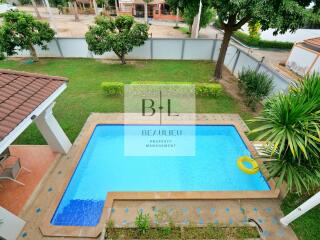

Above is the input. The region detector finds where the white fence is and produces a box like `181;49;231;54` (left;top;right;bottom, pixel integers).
15;38;293;93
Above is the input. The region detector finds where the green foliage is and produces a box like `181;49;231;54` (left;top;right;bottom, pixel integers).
233;31;294;49
134;211;150;235
101;82;124;96
183;6;215;30
0;11;55;61
101;81;222;98
19;0;31;5
85;15;148;64
251;74;320;194
49;0;66;7
238;69;274;110
248;21;261;39
196;83;222;97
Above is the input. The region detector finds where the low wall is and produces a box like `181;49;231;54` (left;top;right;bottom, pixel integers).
14;38;293;94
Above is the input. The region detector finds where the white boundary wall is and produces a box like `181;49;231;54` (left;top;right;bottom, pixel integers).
286;44;320;76
14;38;293;94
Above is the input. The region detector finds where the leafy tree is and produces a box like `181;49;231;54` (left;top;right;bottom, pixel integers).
248;20;261;39
251;74;320;194
0;11;55;62
85;15;149;64
211;0;319;79
183;6;215;33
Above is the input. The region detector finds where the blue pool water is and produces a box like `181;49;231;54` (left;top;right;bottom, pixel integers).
51;125;270;226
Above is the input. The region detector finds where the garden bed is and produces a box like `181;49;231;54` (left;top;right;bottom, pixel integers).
105;226;260;239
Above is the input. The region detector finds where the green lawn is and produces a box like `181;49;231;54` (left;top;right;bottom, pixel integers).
0;59;252;144
281;193;320;240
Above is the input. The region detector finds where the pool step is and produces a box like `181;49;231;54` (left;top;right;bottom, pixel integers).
52;199;104;226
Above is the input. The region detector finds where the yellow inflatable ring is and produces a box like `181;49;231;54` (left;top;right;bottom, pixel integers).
237;156;259;174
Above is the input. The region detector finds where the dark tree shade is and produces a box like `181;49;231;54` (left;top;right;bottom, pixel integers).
85;16;149;64
0;10;55;62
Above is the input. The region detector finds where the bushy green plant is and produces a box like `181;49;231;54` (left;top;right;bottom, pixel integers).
196;83;222;97
85;15;148;64
238;69;274;110
248;21;261;39
233;31;294;49
0;10;55;62
135;211;150;235
101;82;124;96
251;74;320;194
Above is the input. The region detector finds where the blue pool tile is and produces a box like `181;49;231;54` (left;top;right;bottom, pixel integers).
214;219;219;225
182;219;189;225
272;217;279;225
265;207;272;213
111;208;115;213
262;230;270;237
253;207;258;213
242;217;248;224
225;208;230;213
229;218;233;224
182;208;188;214
139;208;144;213
258;218;264;224
240;207;245;213
122;220;127;225
210;208;215;214
124;208;129;213
196;207;201;214
199;218;204;225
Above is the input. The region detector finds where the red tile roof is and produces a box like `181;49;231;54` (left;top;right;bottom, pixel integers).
304;37;320;48
0;69;67;141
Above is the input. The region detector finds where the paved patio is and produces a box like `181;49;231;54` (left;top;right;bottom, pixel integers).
0;145;59;215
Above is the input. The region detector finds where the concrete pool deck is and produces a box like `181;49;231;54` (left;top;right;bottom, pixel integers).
16;113;295;240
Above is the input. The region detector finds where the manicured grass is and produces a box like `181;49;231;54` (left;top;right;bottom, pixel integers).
281;192;320;240
105;226;259;239
0;58;252;144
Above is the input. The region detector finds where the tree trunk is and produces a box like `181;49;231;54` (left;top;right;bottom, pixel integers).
188;25;192;34
73;1;80;22
29;44;39;62
31;0;41;18
214;28;233;80
120;54;126;64
144;2;148;23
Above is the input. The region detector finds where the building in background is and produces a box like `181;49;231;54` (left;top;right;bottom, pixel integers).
118;0;183;21
286;37;320;76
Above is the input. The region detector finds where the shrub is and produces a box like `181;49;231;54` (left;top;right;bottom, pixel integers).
251;74;320;194
196;83;222;97
233;31;293;49
238;69;273;110
101;82;124;96
135;211;150;235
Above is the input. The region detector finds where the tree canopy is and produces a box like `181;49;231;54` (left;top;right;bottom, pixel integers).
85;16;149;64
0;10;55;62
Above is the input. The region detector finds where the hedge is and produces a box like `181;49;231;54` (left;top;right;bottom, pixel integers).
233;31;293;49
101;82;124;96
101;82;222;97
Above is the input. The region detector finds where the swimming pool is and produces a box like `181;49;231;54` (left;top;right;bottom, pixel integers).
50;124;270;227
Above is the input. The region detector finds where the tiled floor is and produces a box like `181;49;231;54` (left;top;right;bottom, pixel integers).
0;145;59;215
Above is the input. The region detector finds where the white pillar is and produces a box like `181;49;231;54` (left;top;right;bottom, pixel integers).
191;0;202;39
92;0;98;16
280;191;320;226
35;103;72;154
